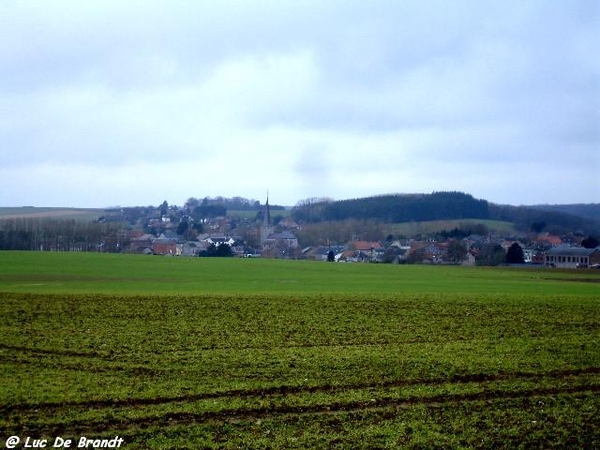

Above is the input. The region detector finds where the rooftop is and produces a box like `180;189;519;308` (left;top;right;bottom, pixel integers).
545;246;599;256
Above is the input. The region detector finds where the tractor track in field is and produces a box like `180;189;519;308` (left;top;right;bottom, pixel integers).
2;367;599;436
4;383;599;437
0;344;115;360
3;366;598;414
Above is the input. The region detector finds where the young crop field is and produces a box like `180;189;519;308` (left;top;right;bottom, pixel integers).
0;207;104;221
388;219;516;236
0;252;598;449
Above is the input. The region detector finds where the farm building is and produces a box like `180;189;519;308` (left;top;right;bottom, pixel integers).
152;237;179;256
544;246;600;268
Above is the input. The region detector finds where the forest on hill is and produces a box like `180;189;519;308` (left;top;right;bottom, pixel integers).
291;192;599;234
292;192;488;223
527;203;600;222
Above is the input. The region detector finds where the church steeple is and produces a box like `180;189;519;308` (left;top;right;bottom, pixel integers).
260;193;275;249
263;195;271;226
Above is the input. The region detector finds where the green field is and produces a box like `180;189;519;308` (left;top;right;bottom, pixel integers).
389;219;516;236
0;207;105;221
0;252;598;449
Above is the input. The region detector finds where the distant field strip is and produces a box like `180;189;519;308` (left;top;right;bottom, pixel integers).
0;207;103;220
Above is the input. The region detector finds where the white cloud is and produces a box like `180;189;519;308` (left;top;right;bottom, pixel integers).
0;0;597;207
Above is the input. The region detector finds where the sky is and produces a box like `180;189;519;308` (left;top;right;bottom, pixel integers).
0;1;598;208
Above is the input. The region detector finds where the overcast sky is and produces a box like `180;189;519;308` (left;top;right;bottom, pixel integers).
0;1;598;208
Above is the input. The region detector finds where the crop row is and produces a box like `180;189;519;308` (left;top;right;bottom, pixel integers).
1;289;598;448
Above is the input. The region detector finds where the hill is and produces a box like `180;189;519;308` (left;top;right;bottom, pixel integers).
292;192;489;222
488;203;599;234
528;203;600;222
291;192;600;234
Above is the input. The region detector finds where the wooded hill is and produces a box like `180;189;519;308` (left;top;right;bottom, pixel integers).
291;192;600;234
527;203;600;222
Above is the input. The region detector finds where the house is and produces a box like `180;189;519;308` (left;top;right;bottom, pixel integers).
461;252;476;266
302;246;333;261
388;241;411;262
537;233;563;247
264;230;299;249
279;218;300;229
180;241;208;257
128;233;154;254
152;237;179;256
544;246;600;268
341;241;384;262
423;243;446;264
351;241;384;252
203;235;236;247
522;248;544;264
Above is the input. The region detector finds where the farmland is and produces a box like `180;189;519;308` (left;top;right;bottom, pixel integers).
0;252;599;449
0;207;104;221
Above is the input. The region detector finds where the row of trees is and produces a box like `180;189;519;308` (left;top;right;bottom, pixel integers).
296;219;387;247
184;196;285;214
0;218;126;252
402;241;526;266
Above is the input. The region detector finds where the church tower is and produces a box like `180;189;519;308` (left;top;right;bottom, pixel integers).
260;195;275;248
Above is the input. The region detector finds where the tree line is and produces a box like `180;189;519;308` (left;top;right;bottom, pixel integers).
0;218;126;252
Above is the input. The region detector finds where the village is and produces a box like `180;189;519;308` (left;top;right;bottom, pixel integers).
122;199;600;269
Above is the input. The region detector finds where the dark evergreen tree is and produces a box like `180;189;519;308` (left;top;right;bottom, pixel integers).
447;240;468;263
159;200;169;216
199;243;233;257
531;221;546;233
581;236;599;249
177;220;189;236
216;244;233;257
506;242;525;264
476;243;506;266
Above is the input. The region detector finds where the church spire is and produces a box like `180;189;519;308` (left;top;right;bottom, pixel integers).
260;193;274;249
263;193;271;226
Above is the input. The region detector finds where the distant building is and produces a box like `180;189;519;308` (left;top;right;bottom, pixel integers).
544;246;600;268
265;230;299;249
152;237;178;256
203;235;235;247
342;241;384;262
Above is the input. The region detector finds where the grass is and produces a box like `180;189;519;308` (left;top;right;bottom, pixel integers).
0;251;598;448
228;209;292;220
0;251;598;296
0;207;104;221
389;219;516;236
